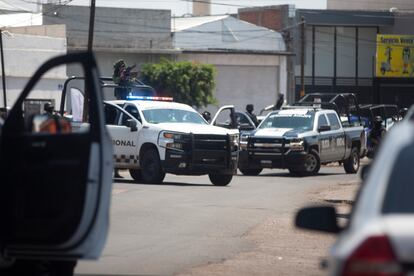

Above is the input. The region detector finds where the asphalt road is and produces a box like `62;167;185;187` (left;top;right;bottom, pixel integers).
76;166;359;276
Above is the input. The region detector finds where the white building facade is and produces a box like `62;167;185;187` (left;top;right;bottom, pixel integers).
173;15;289;113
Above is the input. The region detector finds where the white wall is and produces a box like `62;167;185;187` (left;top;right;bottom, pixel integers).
0;33;66;107
177;53;286;113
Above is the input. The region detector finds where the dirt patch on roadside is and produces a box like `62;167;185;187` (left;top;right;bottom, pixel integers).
178;181;360;276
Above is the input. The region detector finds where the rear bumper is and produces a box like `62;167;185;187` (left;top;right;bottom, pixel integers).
238;150;307;170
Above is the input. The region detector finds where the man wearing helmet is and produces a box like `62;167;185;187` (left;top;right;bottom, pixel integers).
368;116;386;158
245;104;259;127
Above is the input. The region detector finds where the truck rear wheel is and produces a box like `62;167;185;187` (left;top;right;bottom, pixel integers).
239;168;263;176
141;149;166;184
209;174;233;186
344;147;360;174
129;169;142;182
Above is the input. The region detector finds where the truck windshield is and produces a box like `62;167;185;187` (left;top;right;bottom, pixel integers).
259;113;314;130
142;109;207;124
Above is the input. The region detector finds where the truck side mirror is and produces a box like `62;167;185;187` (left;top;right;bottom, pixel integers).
318;125;331;132
126;119;138;132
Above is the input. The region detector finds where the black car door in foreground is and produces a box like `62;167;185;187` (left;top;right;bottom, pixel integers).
0;53;113;275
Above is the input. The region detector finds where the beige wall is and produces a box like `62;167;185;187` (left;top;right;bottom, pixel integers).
328;0;414;10
8;25;66;38
193;0;211;16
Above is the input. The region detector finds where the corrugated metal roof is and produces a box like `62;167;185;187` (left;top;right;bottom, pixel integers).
173;15;286;53
172;15;229;32
0;13;42;28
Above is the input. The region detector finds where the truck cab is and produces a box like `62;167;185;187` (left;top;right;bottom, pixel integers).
238;107;363;176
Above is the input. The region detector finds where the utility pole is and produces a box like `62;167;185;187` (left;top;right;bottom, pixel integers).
0;30;7;112
300;16;305;99
87;0;96;52
83;0;96;122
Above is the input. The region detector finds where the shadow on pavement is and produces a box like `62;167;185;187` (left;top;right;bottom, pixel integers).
113;178;217;187
242;172;344;178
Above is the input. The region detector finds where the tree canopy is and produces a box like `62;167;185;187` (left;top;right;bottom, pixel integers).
140;59;217;108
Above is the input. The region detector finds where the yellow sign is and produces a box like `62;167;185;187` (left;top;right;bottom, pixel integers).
376;35;414;78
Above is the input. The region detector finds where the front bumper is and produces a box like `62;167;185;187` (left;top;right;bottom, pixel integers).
238;137;307;170
162;134;238;175
238;150;307;170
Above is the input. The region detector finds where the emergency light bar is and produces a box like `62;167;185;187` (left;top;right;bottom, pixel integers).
126;95;174;102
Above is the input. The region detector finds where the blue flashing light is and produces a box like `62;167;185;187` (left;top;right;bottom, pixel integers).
126;95;174;102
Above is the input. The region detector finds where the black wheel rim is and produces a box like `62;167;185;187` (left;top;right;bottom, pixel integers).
353;152;359;170
305;154;317;172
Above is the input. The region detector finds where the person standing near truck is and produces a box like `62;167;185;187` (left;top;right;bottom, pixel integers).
368;116;386;158
245;104;259;126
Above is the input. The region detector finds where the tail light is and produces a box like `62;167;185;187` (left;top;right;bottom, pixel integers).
342;235;402;276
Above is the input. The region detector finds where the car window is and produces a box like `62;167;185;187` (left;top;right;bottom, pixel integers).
142;108;207;124
259;113;314;130
236;112;254;127
382;144;414;214
120;111;134;126
125;105;141;123
317;114;328;128
104;104;120;125
327;113;341;130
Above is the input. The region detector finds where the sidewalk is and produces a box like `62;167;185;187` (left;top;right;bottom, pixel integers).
178;179;361;276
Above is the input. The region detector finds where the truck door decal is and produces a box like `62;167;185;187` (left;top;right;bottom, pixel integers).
114;154;139;164
336;137;345;147
321;139;330;149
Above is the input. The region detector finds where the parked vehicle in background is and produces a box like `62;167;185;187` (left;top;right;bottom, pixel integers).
239;107;364;176
356;104;401;158
295;113;414;276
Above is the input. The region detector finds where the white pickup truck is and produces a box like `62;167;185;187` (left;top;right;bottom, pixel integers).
103;97;239;186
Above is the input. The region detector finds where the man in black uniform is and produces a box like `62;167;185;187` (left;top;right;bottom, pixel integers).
368;116;386;158
245;104;259;127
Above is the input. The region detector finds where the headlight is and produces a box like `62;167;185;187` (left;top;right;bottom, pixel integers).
229;134;239;151
240;134;249;150
229;134;239;145
290;138;305;151
158;131;189;151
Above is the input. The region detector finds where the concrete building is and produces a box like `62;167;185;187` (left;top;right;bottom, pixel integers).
41;4;177;79
238;5;296;103
239;5;414;107
0;21;67;108
328;0;414;11
173;15;289;113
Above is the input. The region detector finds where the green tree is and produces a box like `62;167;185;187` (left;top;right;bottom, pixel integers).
140;59;217;108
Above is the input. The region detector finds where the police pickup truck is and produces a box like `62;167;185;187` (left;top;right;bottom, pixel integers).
238;107;364;176
103;97;239;186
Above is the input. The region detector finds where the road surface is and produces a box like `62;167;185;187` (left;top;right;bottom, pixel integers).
76;166;360;276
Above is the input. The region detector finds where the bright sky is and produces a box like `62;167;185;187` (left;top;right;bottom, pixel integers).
3;0;327;16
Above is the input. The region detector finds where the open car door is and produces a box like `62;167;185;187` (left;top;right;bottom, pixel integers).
0;53;113;263
210;105;238;130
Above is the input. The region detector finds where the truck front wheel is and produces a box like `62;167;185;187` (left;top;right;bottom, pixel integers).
209;174;233;186
141;149;166;184
129;169;142;182
301;149;321;176
239;168;263;176
343;147;360;174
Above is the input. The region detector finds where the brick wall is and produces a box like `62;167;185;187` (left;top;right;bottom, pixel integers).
239;8;284;31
